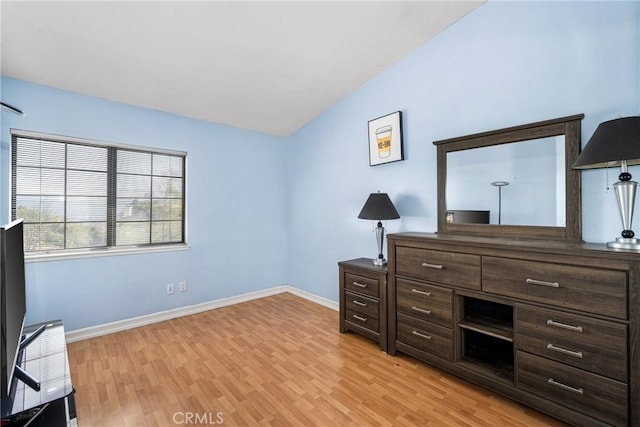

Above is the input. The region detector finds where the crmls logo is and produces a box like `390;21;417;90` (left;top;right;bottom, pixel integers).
173;412;224;425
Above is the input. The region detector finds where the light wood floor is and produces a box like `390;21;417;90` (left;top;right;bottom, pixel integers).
68;293;567;426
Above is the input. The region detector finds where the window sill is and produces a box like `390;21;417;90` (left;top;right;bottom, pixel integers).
25;243;190;263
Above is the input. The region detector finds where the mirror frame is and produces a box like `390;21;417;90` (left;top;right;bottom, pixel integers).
434;114;584;241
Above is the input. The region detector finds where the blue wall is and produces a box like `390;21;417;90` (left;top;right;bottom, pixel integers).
1;79;289;331
286;1;640;302
1;1;639;331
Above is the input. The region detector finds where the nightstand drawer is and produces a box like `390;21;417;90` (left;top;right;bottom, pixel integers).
396;279;453;327
344;272;379;298
517;351;627;427
483;257;627;319
345;308;378;332
345;291;379;318
516;304;627;381
397;313;453;360
395;246;481;290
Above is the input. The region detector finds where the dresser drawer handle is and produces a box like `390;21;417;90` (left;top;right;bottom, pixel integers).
352;281;368;288
546;319;583;333
548;378;584;395
411;288;432;297
411;330;432;340
352;314;368;322
526;278;560;288
422;262;444;270
411;306;432;315
353;300;368;307
547;343;583;359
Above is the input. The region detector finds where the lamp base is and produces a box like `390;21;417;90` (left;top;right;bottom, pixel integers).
607;237;640;251
372;258;387;266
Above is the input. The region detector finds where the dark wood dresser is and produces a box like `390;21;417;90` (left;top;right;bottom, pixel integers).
339;258;388;351
387;232;639;427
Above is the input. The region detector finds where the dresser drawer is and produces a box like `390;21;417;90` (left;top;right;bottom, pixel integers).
516;304;627;381
345;308;378;332
483;257;627;319
396;279;453;327
517;351;627;426
345;290;379;318
397;313;453;360
395;246;481;290
344;272;379;298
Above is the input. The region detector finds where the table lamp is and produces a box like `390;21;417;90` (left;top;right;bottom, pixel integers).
573;116;640;250
358;192;400;265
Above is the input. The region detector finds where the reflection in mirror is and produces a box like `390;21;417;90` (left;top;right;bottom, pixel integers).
446;136;565;226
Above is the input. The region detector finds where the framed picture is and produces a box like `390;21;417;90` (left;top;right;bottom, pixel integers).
368;111;403;166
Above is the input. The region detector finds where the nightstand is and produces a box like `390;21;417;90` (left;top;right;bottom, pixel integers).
338;258;388;352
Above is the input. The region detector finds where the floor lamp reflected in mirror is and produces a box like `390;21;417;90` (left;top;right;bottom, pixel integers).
491;181;509;225
358;192;400;265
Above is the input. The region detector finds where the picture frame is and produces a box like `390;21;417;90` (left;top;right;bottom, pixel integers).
368;111;403;166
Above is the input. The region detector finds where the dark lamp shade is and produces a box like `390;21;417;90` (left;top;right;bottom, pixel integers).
573;116;640;169
358;193;400;220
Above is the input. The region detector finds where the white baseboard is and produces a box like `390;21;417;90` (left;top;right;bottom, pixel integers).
65;285;338;343
286;286;339;311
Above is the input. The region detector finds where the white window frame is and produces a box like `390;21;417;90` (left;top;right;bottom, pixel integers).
9;129;188;262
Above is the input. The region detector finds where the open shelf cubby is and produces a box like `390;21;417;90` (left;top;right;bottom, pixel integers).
458;296;514;382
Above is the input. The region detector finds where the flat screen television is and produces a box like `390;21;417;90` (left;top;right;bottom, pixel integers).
1;219;26;399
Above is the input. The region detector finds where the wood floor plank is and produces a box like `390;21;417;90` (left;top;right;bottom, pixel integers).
68;293;566;426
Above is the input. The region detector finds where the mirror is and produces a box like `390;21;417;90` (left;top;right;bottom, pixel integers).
434;114;584;241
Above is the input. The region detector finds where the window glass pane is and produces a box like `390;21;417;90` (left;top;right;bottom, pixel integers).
152;199;183;221
116;199;150;221
67;197;107;222
66;222;107;248
152;177;182;198
67;144;108;171
118;151;151;175
116;222;150;245
117;174;151;198
16;167;65;195
67;170;107;196
152;221;182;243
16;196;65;223
153;154;183;177
16;139;65;168
24;223;65;252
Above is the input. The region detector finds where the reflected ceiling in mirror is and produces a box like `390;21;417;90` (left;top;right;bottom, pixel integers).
446;135;566;227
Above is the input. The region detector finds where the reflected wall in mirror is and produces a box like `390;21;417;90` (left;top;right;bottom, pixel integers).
434;114;584;241
446;135;565;226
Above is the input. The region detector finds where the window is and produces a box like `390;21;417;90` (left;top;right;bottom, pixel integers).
10;130;186;255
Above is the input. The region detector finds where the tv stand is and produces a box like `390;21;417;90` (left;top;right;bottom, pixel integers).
1;320;76;426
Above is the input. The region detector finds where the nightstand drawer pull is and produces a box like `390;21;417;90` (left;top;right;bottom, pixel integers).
422;262;444;270
353;300;368;307
411;288;432;297
412;330;432;340
411;306;432;315
526;278;560;288
547;343;583;359
547;378;584;395
352;314;368;322
352;281;368;288
546;319;583;333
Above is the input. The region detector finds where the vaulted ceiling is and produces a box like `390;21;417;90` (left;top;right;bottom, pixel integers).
1;1;483;136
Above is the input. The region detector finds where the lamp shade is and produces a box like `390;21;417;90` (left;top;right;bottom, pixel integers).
573;116;640;169
358;192;400;220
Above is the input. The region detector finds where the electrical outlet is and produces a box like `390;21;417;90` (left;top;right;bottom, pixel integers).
167;283;175;295
179;281;187;292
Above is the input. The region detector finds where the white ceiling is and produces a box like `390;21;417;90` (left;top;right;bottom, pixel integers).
1;1;483;137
